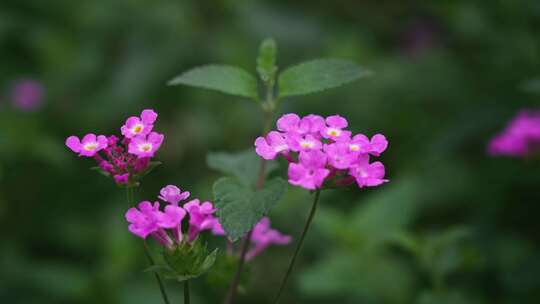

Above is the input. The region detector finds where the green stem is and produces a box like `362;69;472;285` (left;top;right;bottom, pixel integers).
126;187;171;304
274;189;321;304
184;280;190;304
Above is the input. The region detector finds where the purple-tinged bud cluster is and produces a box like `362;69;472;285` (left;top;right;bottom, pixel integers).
125;185;223;248
255;113;389;190
65;109;164;185
488;109;540;157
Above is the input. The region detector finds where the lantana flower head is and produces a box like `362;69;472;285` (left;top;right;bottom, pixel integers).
488;109;540;157
65;109;164;186
255;113;389;190
125;185;223;248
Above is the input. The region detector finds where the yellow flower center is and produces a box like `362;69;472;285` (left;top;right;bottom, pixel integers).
139;143;152;152
327;128;340;137
300;141;313;149
133;124;144;134
83;143;98;151
349;144;360;151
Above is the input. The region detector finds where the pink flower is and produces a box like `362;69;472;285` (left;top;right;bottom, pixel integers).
298;114;326;136
255;131;290;160
488;109;540;157
184;199;217;242
158;185;190;205
349;154;388;188
321;115;351;141
128;132;164;158
125;201;161;239
288;134;322;152
246;217;292;261
114;173;130;185
66;134;108;157
121;109;158;138
277;113;301;132
11;79;44;112
324;142;357;169
288;150;330;190
348;133;388;156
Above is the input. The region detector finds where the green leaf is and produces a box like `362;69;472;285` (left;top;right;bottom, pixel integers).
168;64;258;98
278;58;371;97
206;149;277;187
213;177;287;241
257;38;278;82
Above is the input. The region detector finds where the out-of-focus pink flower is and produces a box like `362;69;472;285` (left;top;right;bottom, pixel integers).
488;109;540;157
288;150;330;190
121;109;158;138
11;79;44;111
159;185;190;205
349;154;388;188
255;131;290;160
246;217;292;261
184;199;217;242
128;132;164;158
65;134;108;157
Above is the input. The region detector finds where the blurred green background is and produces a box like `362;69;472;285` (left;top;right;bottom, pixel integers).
2;1;540;303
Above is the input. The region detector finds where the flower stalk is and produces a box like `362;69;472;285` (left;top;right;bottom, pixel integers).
273;189;321;304
126;187;171;304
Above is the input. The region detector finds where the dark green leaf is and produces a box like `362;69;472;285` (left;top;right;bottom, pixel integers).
278;58;371;97
213;177;287;241
168;64;258;98
206;149;277;187
257;38;278;82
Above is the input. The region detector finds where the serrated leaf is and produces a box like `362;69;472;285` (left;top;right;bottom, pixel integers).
168;64;258;98
207;149;277;187
278;58;371;97
213;177;287;241
257;38;278;82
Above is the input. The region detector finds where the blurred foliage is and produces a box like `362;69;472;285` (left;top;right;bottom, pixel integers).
1;0;540;303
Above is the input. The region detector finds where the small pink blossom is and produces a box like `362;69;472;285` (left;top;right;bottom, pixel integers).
349;133;388;156
349;154;388;188
114;173;130;185
246;217;292;261
121;109;158;138
277;113;301;132
159;185;190;205
321;115;351;141
288;150;330;190
288;134;322;152
125;201;161;239
298;114;326;136
128;132;164;158
324;142;357;169
255;131;290;160
184;199;217;242
66;134;108;157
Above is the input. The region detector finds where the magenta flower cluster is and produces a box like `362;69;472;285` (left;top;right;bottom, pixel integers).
126;185;221;248
255;113;389;190
65;109;164;185
488;109;540;157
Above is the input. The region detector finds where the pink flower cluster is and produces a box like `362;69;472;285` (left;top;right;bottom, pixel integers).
65;109;164;185
255;113;389;190
488;109;540;157
126;185;222;248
